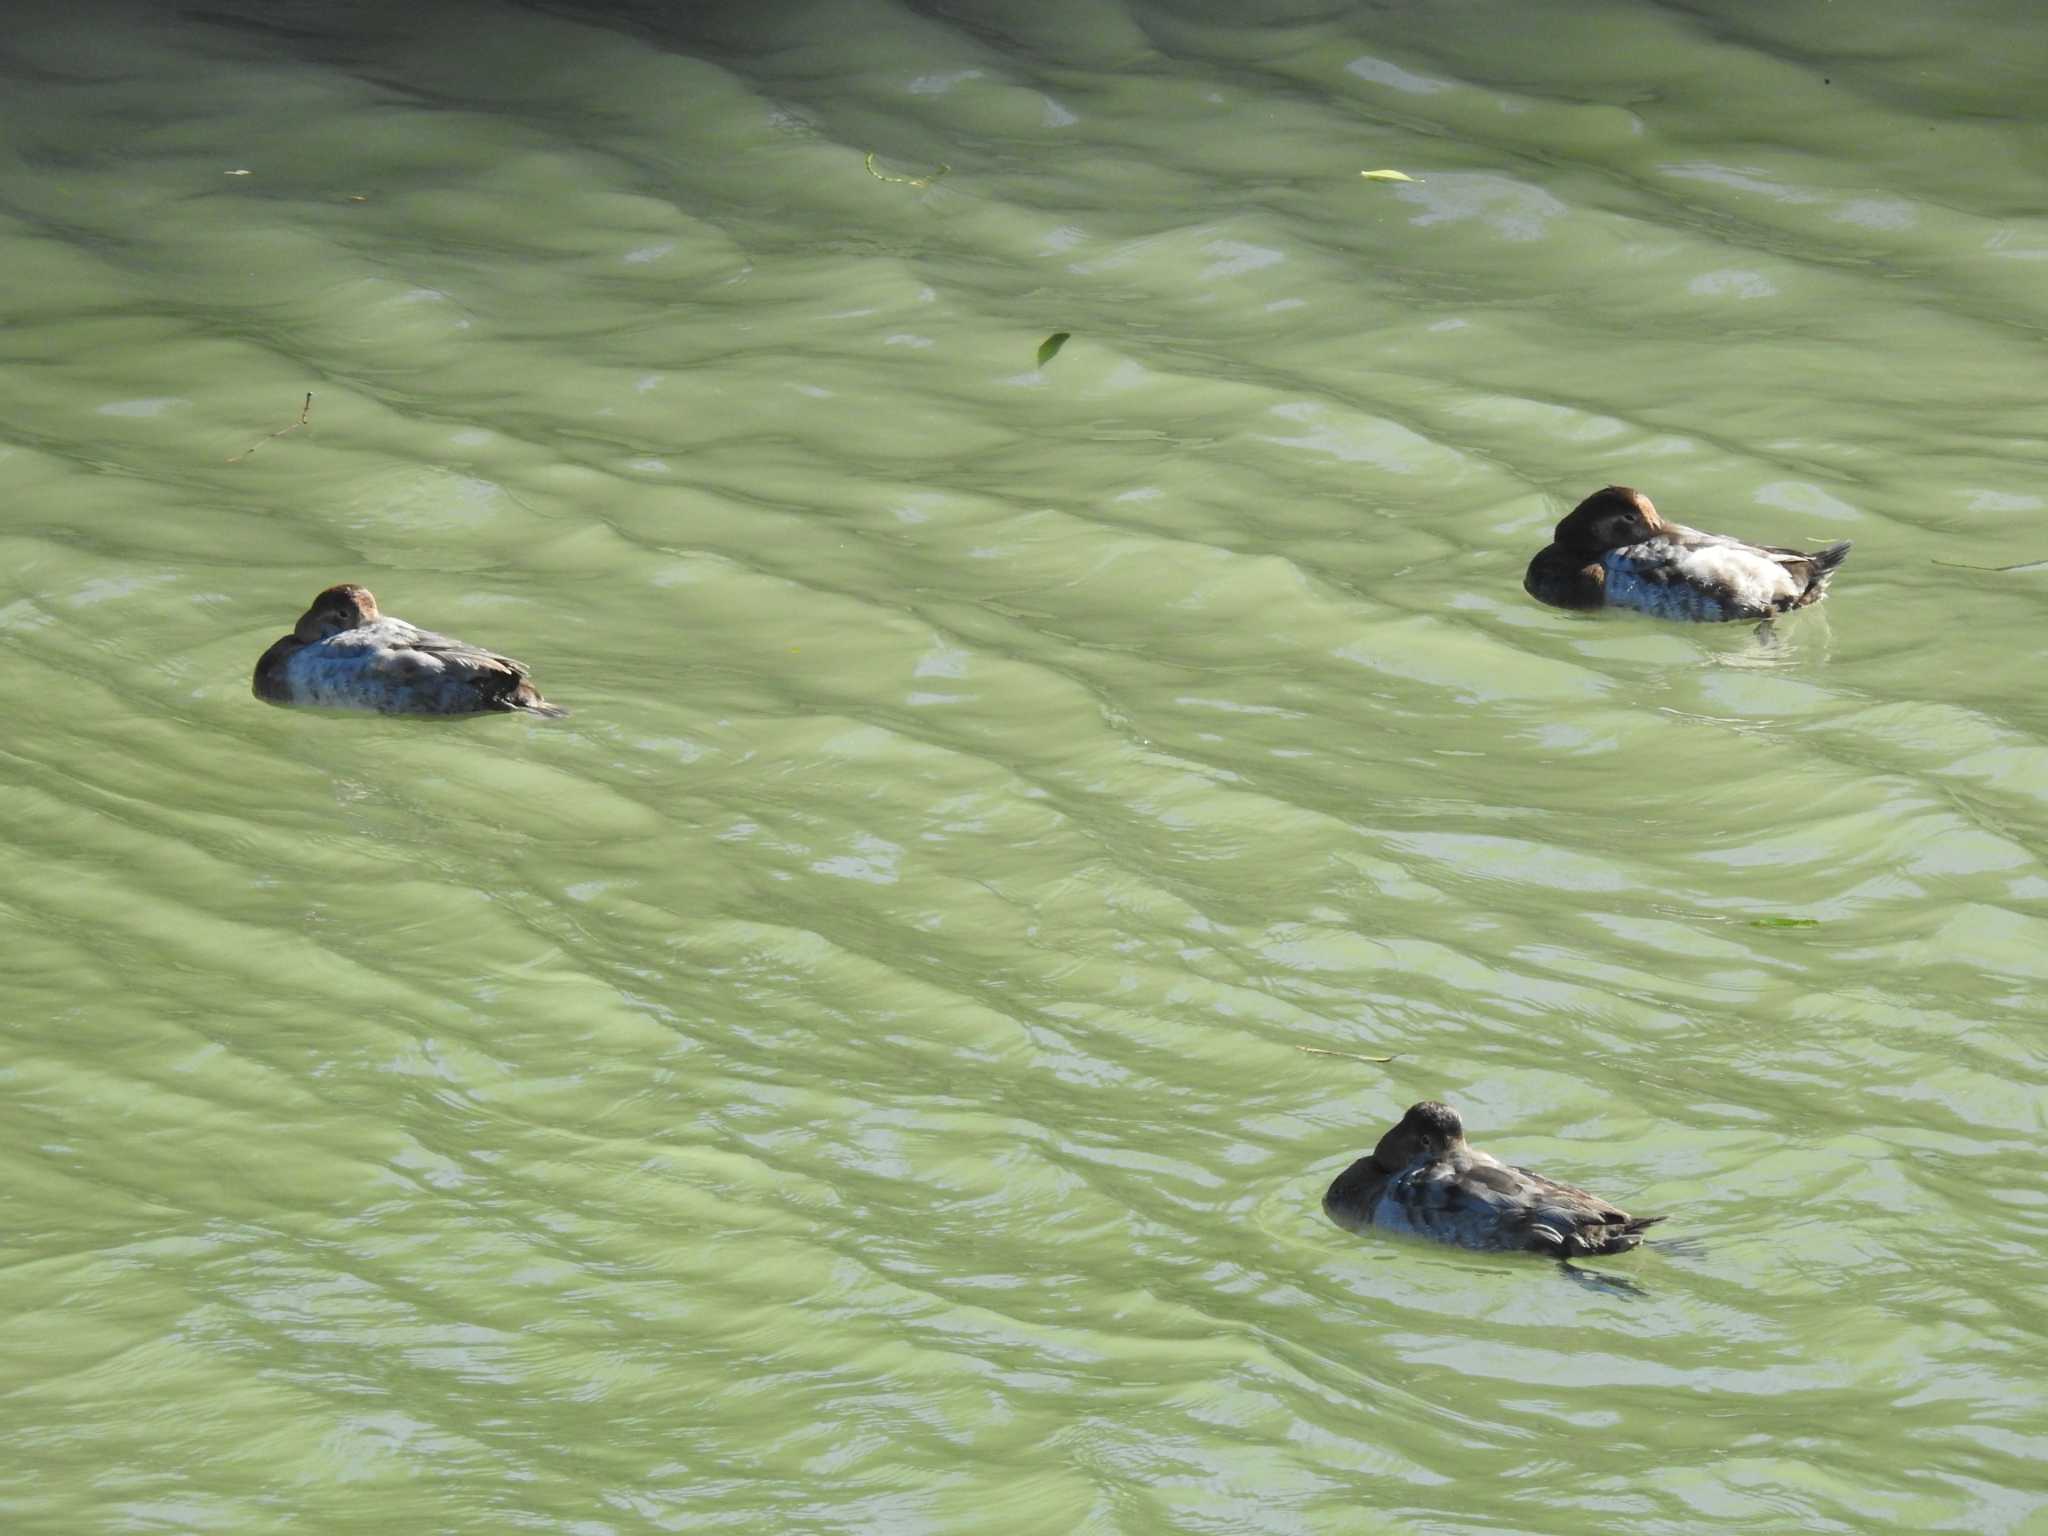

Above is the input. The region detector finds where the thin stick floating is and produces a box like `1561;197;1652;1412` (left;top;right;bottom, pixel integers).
227;392;313;463
1296;1044;1397;1064
1931;557;2045;573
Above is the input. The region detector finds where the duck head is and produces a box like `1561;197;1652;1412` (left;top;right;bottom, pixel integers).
1552;486;1664;556
294;583;380;642
1372;1100;1468;1170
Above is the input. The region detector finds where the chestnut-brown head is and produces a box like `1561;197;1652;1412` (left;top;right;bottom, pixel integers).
293;583;379;642
1372;1100;1468;1170
1553;486;1664;555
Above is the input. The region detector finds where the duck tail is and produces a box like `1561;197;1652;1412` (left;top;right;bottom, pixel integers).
1801;540;1852;600
508;682;570;719
1585;1213;1664;1256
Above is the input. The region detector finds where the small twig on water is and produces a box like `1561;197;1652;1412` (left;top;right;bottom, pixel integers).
227;392;313;463
1932;557;2046;573
1296;1044;1396;1064
864;151;948;188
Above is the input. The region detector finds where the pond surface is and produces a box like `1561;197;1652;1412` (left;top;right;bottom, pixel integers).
4;2;2045;1530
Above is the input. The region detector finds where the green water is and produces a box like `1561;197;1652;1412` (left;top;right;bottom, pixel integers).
4;1;2046;1530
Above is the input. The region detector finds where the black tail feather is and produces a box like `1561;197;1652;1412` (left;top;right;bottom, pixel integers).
1808;540;1852;584
1581;1213;1664;1257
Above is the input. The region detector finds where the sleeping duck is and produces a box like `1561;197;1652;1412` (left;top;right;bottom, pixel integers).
1524;485;1851;621
1324;1101;1660;1259
253;584;567;718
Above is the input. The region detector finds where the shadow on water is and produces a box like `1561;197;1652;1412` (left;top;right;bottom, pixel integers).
1559;1260;1648;1298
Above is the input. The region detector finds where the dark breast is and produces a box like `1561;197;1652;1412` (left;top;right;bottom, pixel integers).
1322;1155;1389;1233
251;636;300;704
1523;546;1606;610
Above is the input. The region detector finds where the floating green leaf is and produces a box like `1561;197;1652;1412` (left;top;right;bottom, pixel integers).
1036;331;1071;368
1360;168;1420;183
1749;916;1821;928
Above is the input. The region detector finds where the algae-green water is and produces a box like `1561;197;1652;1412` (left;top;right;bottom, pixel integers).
4;2;2046;1530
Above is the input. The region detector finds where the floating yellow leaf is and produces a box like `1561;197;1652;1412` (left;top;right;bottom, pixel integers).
1359;169;1419;183
864;151;949;188
1296;1044;1396;1064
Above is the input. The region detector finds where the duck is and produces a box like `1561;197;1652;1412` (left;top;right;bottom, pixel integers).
1323;1101;1660;1258
252;583;567;718
1524;485;1851;621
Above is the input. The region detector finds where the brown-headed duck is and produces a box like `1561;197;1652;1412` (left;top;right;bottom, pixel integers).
1324;1101;1660;1258
1525;486;1851;621
253;584;567;718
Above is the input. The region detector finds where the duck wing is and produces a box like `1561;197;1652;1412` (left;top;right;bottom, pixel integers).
1373;1155;1563;1250
1503;1164;1662;1258
329;617;565;716
1600;532;1801;621
1349;1152;1661;1257
371;616;532;675
1670;525;1853;606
